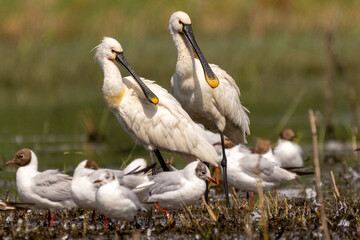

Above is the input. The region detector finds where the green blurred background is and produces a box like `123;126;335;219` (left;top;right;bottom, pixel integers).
0;0;359;173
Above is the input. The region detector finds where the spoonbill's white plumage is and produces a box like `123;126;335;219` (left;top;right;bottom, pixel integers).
168;11;250;207
94;170;144;221
5;148;76;226
95;37;219;170
145;161;216;215
169;12;250;143
273;128;304;168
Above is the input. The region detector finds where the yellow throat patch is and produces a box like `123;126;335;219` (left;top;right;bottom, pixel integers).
104;87;126;109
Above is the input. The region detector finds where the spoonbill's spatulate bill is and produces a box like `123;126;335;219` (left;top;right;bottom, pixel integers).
5;148;77;226
95;37;219;172
169;11;250;207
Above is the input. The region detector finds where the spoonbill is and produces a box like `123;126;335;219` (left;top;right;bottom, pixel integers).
5;148;77;226
168;11;250;207
94;37;219;173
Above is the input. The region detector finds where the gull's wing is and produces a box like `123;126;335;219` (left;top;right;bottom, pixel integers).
32;170;73;202
148;171;185;196
240;154;275;178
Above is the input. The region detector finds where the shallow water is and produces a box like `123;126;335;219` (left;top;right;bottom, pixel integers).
0;137;359;239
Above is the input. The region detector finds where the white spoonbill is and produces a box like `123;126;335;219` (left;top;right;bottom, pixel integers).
5;148;77;226
94;37;219;172
168;11;250;207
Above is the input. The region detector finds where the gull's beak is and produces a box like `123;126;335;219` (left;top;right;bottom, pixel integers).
207;176;217;183
182;23;219;88
115;51;159;105
355;148;360;152
4;160;16;166
93;179;102;183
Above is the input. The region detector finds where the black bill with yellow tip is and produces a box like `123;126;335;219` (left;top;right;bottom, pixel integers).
115;51;159;105
182;23;219;88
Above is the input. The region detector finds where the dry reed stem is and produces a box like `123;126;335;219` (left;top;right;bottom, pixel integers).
330;170;341;199
255;174;268;239
83;212;87;235
264;195;272;219
309;109;331;240
232;187;241;208
301;200;306;227
349;87;358;135
352;134;358;167
201;195;217;222
179;213;189;228
231;194;239;209
285;197;288;219
183;204;202;231
244;212;253;240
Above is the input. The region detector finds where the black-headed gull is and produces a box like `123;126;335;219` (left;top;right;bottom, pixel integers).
254;138;280;166
256;136;312;175
94;170;144;222
71;158;153;212
5;148;76;226
212;138;297;192
273;128;304;168
145;160;216;218
226;149;297;193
